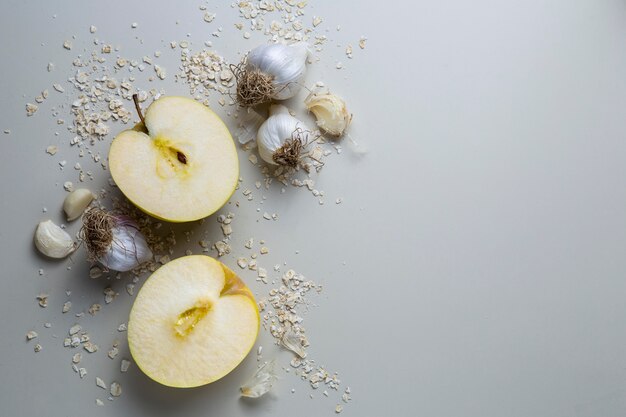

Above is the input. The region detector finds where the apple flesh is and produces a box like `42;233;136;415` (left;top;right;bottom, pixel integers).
128;255;259;387
109;96;239;222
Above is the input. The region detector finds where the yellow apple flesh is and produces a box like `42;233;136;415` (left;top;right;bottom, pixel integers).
128;255;259;388
109;96;239;222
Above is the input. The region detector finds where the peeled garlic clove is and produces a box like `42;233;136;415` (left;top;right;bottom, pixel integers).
63;188;95;221
240;360;278;398
34;220;76;258
304;91;352;137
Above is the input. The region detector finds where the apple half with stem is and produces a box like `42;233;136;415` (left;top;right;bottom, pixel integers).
128;255;259;387
109;96;239;222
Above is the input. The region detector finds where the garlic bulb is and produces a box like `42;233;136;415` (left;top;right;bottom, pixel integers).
63;188;95;221
240;360;278;398
234;43;308;107
34;220;76;258
257;105;311;166
80;208;152;272
304;90;352;137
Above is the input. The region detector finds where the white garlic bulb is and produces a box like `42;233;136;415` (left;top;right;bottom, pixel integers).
34;220;76;258
63;188;95;221
304;90;352;137
235;43;309;107
81;208;152;272
257;105;310;166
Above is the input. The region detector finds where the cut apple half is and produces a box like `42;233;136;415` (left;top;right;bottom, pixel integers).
109;96;239;222
128;255;259;388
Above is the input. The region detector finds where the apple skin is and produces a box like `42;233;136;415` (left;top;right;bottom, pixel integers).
109;96;239;223
128;255;260;388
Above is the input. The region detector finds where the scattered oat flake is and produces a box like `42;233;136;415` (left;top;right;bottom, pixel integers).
248;154;258;164
69;324;81;335
79;367;87;378
26;103;38;116
26;331;38;341
221;224;232;236
108;346;119;359
335;404;343;413
237;258;248;269
313;16;323;27
154;65;166;80
96;399;104;406
72;353;81;364
53;83;65;93
96;377;107;389
34;343;42;352
63;40;72;50
104;287;117;304
121;359;131;373
36;293;48;307
88;303;101;316
84;342;98;353
110;382;122;397
89;25;97;33
359;37;367;49
63;181;74;192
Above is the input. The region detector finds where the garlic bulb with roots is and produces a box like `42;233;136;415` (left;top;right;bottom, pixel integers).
256;105;313;167
233;42;308;107
80;208;153;272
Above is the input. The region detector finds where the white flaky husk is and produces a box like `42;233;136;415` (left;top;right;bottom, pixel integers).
240;360;278;398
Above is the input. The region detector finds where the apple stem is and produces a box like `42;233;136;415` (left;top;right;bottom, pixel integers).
132;94;146;125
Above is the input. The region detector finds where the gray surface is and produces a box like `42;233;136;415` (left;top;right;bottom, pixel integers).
2;1;626;416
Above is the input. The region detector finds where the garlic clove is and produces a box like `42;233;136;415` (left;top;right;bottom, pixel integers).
304;91;352;137
34;220;76;259
63;188;95;221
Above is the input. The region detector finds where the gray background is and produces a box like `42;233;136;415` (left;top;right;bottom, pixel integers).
2;0;626;416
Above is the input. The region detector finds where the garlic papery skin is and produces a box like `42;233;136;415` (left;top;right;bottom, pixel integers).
235;43;308;107
34;220;76;258
304;90;352;137
63;188;95;221
81;208;152;272
99;221;153;272
257;105;310;166
240;360;278;398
